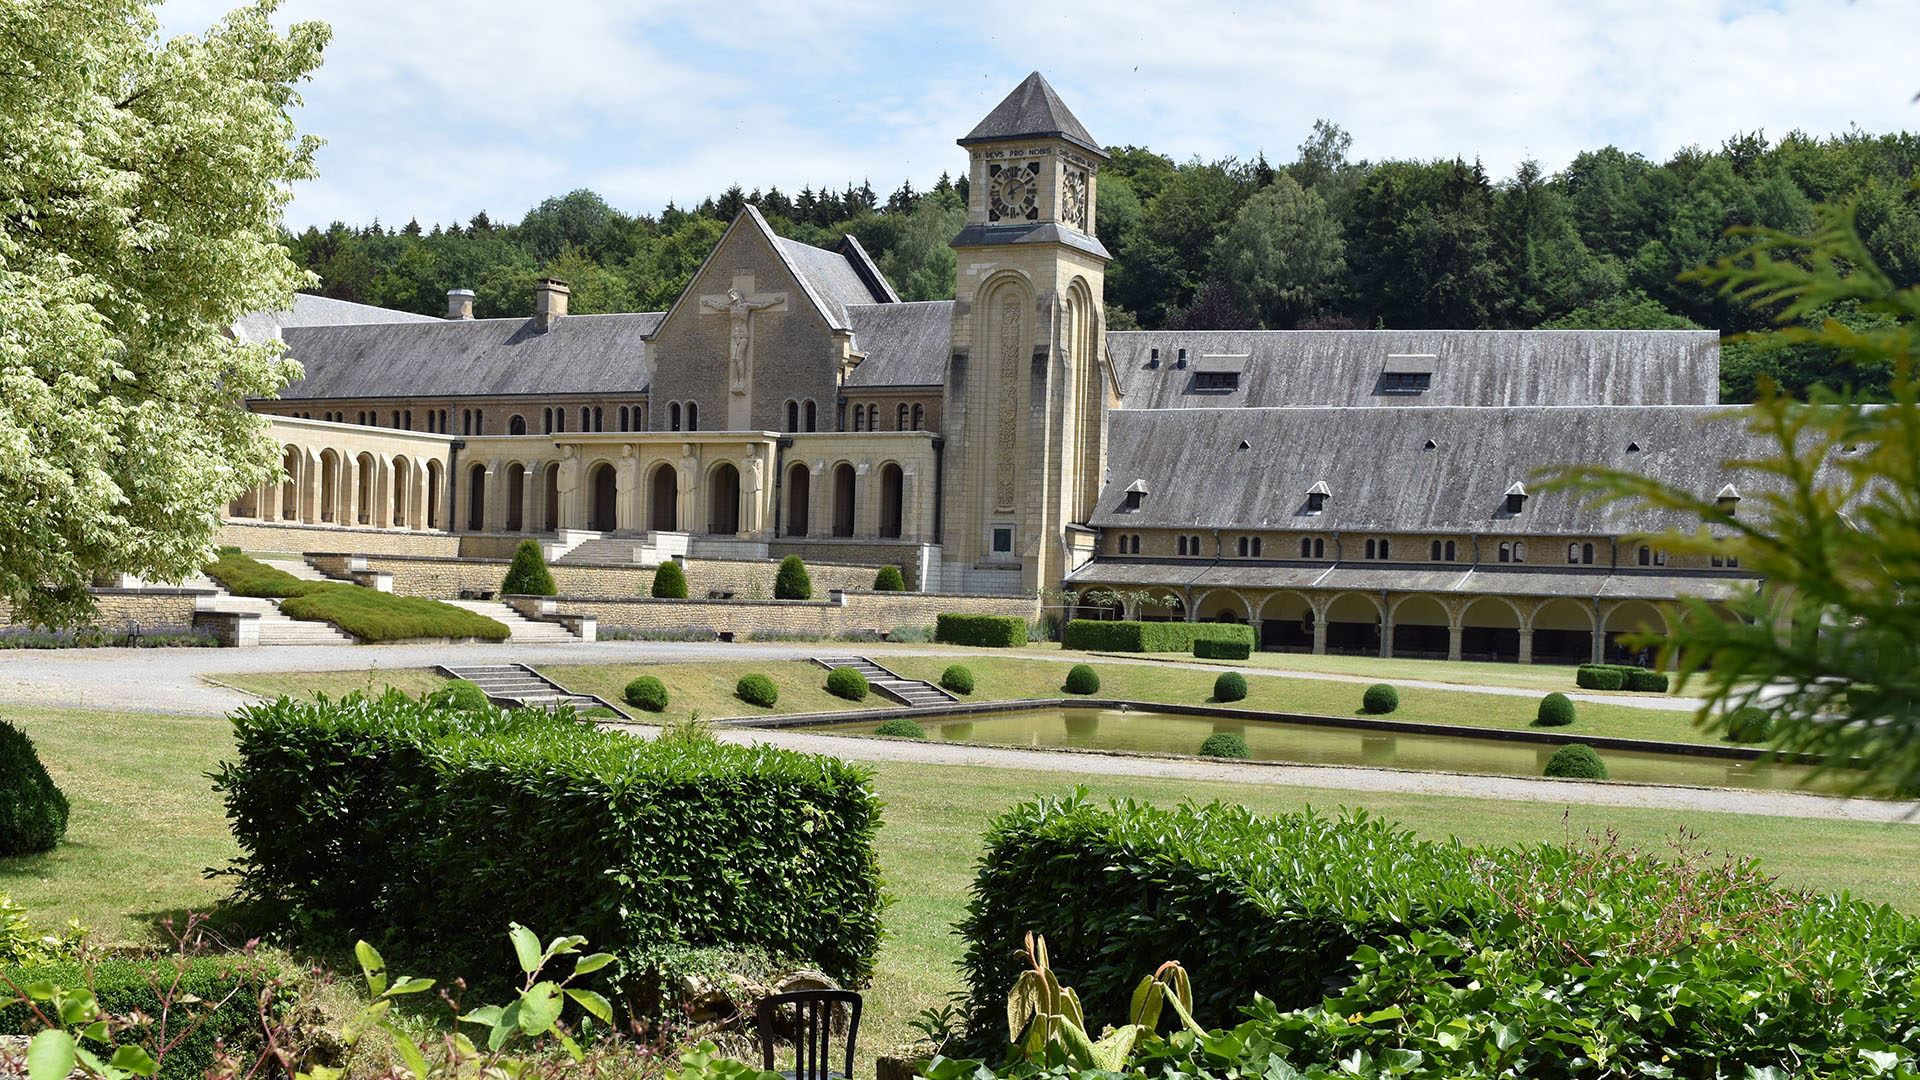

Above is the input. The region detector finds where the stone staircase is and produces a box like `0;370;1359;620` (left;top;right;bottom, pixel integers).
255;555;334;582
437;663;607;711
555;536;643;565
186;574;356;645
443;599;581;642
812;656;956;708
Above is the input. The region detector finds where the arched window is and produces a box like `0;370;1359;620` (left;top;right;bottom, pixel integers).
1638;545;1650;566
1499;542;1511;563
619;406;629;431
897;403;909;430
1313;538;1325;558
1567;543;1580;564
1133;535;1142;554
1379;539;1389;559
1582;543;1595;564
1365;539;1377;559
594;406;604;432
1654;549;1667;566
391;410;399;427
1513;541;1525;563
805;400;817;432
1445;540;1456;561
670;402;681;431
1302;538;1313;558
1238;536;1249;557
461;409;470;435
509;415;526;435
1194;535;1204;556
555;408;565;433
686;402;698;431
852;405;865;432
787;400;799;433
1251;537;1262;557
1431;540;1443;560
912;403;925;430
439;409;448;432
577;407;587;431
1179;536;1189;556
404;410;412;429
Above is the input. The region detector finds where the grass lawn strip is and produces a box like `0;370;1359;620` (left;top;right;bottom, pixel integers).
8;704;1920;1067
204;549;507;643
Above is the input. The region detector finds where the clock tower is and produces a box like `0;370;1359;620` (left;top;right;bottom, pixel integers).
941;72;1114;595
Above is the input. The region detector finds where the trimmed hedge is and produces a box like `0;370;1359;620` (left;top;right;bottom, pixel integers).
213;692;883;987
1193;637;1253;660
1063;664;1100;695
1199;732;1249;758
625;675;669;712
872;565;905;591
874;718;926;739
774;555;812;600
736;674;779;708
438;679;492;712
501;539;557;597
0;956;281;1080
1534;692;1576;727
940;665;975;695
1577;663;1669;693
1545;743;1609;779
1213;671;1248;703
0;720;67;856
935;614;1026;648
207;551;508;642
826;666;869;701
1062;619;1256;653
651;560;689;598
1361;683;1399;714
1727;706;1774;743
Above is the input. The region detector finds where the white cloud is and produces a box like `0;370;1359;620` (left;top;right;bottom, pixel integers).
156;0;1919;228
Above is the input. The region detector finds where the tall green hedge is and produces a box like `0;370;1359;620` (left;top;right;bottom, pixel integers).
1193;637;1253;660
1577;664;1669;693
213;692;883;988
934;614;1027;648
500;539;557;597
0;956;281;1080
1062;619;1255;653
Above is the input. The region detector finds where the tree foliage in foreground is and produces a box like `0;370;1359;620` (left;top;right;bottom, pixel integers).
0;0;326;626
1543;201;1920;795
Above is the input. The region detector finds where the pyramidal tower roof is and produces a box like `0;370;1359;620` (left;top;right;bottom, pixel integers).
958;71;1106;158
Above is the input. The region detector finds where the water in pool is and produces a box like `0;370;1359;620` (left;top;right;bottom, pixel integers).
825;707;1836;793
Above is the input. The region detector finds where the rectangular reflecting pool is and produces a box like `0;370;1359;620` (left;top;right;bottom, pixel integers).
820;707;1840;793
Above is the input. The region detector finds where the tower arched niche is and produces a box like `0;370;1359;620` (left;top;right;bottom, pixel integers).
970;270;1034;561
1063;275;1104;524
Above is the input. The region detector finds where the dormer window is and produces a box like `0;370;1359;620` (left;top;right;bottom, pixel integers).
1627;442;1642;454
1716;483;1741;516
1195;371;1239;390
1382;354;1436;394
1504;482;1527;515
1122;478;1149;511
1306;480;1330;514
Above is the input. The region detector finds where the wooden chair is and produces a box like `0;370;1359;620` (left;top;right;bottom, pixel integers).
756;990;862;1080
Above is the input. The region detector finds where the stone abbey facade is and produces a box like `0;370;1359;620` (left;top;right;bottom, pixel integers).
228;73;1764;663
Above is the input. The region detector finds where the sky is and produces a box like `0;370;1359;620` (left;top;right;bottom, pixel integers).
155;0;1920;232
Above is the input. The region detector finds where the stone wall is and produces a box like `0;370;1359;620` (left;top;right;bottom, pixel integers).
0;589;208;634
549;590;1037;638
310;553;890;600
768;539;933;589
220;519;462;558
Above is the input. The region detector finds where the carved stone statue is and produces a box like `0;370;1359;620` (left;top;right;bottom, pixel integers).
701;287;782;393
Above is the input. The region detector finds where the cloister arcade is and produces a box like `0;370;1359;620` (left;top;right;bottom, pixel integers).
1066;583;1701;666
226;419;453;533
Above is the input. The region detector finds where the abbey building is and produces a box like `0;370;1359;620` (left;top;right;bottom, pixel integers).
227;73;1763;664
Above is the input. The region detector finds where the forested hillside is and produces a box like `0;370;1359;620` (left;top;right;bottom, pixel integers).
282;124;1920;403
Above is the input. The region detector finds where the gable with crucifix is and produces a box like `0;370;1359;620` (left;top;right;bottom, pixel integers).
644;205;896;431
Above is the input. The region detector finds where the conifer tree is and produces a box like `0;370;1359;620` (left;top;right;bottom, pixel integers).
500;539;556;596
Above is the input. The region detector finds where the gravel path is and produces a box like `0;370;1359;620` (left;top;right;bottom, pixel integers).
3;640;1884;824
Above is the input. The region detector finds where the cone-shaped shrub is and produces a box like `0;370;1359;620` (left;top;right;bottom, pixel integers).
775;555;813;600
1544;744;1609;780
873;565;905;591
1213;671;1249;703
940;665;975;695
875;718;926;739
736;674;779;707
1064;664;1101;695
625;676;669;712
1534;692;1576;727
0;719;68;856
651;559;689;599
826;666;869;701
1361;683;1399;714
1199;732;1250;758
500;539;557;597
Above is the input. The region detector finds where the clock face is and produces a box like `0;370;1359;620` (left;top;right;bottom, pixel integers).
1062;167;1089;231
988;161;1039;222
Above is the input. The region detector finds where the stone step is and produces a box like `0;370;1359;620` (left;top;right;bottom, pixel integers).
811;655;956;708
255;557;331;582
438;664;613;714
442;600;579;642
555;537;644;565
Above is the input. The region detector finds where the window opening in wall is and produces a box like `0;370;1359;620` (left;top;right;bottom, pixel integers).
1513;541;1525;562
1568;543;1580;564
992;527;1013;553
1432;540;1443;560
1379;538;1390;559
686;402;698;431
787;400;799;433
1176;348;1187;369
1638;545;1650;566
619;406;629;432
404;410;412;429
1627;442;1642;453
579;407;588;431
1303;538;1313;558
1130;535;1142;554
1313;538;1325;558
805;399;817;432
391;410;399;427
1505;492;1526;514
898;403;909;430
461;410;471;436
509;415;526;436
1238;537;1249;557
1499;542;1511;563
1194;534;1205;556
1365;539;1376;559
555;409;564;433
1195;371;1239;391
670;402;681;431
474;409;483;433
594;406;604;432
1424;439;1437;450
1655;549;1667;566
1445;540;1456;560
912;403;925;430
1382;372;1432;393
1582;542;1595;564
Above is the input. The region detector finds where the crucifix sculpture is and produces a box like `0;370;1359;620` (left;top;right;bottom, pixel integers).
700;273;788;394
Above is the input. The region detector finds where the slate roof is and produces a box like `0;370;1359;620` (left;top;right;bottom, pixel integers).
959;71;1106;158
231;293;438;343
772;232;893;330
950;222;1112;259
271;312;661;400
1091;405;1778;536
1108;330;1720;409
845;301;954;387
1065;558;1746;602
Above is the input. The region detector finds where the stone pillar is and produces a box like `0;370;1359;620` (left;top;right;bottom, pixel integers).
1379;612;1393;659
902;467;921;541
483;462;505;532
412;467;429;530
1249;618;1263;650
853;460;873;539
1311;619;1328;655
1447;624;1464;663
1591;626;1606;665
1518;628;1535;665
302;453;321;523
615;453;638;533
341;458;359;528
809;461;829;539
260;479;280;522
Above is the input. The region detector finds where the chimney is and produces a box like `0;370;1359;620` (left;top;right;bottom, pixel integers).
445;288;475;320
534;278;570;332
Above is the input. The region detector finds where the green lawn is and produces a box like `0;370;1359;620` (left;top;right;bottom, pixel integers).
541;660;900;720
7;704;1920;1063
215;667;450;702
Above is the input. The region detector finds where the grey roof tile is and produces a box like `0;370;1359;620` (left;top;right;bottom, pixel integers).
232;293;438;343
845;302;953;387
959;71;1105;156
950;222;1111;259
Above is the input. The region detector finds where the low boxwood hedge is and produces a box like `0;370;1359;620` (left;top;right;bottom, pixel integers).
0;956;282;1080
1193;637;1253;660
1577;663;1669;693
1534;691;1576;727
1062;620;1256;653
940;665;975;695
213;691;883;989
736;674;779;707
624;675;669;712
277;587;510;643
1544;743;1609;779
873;718;926;739
1199;732;1249;758
934;614;1026;648
1212;671;1248;703
826;666;869;701
1063;664;1100;695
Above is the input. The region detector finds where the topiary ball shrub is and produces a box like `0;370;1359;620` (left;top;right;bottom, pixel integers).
735;674;779;708
1198;732;1249;759
0;719;69;856
1726;706;1774;744
826;666;869;702
940;665;975;695
500;539;557;597
874;718;927;739
437;679;492;712
1544;744;1610;780
651;559;689;599
774;555;812;600
872;565;905;591
1213;671;1248;703
1063;664;1101;695
1361;683;1399;715
624;675;669;712
1534;692;1576;727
